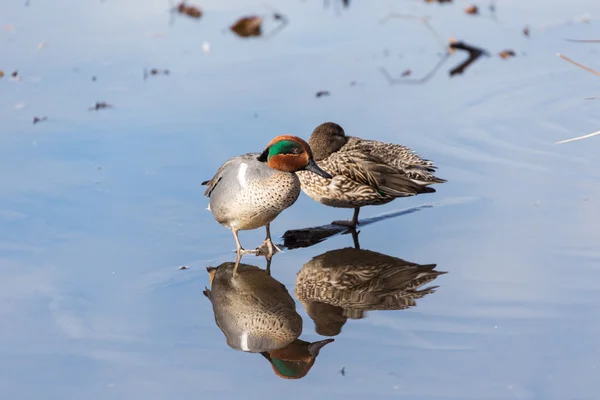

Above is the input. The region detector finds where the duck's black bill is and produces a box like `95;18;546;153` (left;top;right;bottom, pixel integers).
305;159;332;179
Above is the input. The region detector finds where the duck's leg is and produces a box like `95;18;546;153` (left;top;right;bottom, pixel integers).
350;228;361;250
232;251;242;277
265;257;272;276
332;207;361;228
232;228;258;255
256;223;282;258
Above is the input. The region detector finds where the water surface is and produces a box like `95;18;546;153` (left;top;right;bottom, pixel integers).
1;0;600;399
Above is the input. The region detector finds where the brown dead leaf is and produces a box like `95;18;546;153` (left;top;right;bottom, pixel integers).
0;70;3;78
498;50;516;59
465;5;478;15
176;2;202;19
230;16;263;38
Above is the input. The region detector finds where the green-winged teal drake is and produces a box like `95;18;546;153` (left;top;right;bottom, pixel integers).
203;262;302;352
203;261;333;379
296;122;446;227
202;135;331;265
295;247;446;336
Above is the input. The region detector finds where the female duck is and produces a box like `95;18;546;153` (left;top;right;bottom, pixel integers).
202;135;331;259
296;122;446;227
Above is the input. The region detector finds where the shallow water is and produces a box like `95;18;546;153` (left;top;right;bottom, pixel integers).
2;0;600;399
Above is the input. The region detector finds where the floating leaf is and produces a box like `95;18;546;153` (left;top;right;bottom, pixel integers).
465;5;478;15
230;16;263;37
176;2;202;19
498;50;516;59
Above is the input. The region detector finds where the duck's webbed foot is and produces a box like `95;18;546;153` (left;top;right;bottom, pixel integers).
256;238;281;258
332;207;360;228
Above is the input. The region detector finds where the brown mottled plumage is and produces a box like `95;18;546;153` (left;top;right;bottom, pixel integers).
295;247;446;336
297;122;446;227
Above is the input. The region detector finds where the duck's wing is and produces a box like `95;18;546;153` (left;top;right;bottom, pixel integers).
201;158;238;198
323;151;435;197
201;153;260;198
344;138;446;184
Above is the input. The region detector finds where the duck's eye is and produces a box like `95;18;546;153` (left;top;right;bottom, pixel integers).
288;147;302;155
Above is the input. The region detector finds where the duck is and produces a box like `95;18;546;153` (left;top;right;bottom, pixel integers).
295;247;446;336
296;122;445;227
202;135;332;267
203;262;302;352
203;261;333;379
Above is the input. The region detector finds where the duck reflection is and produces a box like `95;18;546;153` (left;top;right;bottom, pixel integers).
295;247;446;336
203;261;334;379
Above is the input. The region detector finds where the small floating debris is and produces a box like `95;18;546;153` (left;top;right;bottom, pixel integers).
339;367;346;376
498;50;516;59
523;26;530;37
425;0;452;3
202;41;210;54
89;101;113;111
176;2;202;19
230;16;263;37
230;7;288;39
401;68;412;77
33;116;47;124
465;5;479;15
179;265;189;270
315;90;330;98
144;68;170;80
0;70;3;78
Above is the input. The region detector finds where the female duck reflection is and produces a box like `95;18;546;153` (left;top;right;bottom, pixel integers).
295;246;446;336
203;261;333;379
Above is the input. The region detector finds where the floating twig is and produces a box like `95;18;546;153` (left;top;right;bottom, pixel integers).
380;53;450;84
556;130;600;144
380;13;447;51
565;39;600;43
557;53;600;77
449;40;488;76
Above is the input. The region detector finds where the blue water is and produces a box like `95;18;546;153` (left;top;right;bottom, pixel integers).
2;0;600;398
